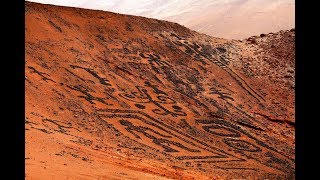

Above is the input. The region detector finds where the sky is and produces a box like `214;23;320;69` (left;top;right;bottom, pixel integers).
27;0;295;39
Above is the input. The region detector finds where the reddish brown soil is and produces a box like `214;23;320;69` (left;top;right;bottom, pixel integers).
25;2;295;179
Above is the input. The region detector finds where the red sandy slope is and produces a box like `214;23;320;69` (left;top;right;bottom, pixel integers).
25;2;295;179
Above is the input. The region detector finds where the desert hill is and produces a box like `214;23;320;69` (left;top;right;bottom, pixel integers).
28;0;295;39
25;2;295;179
